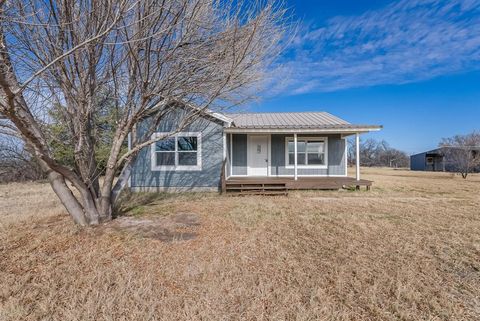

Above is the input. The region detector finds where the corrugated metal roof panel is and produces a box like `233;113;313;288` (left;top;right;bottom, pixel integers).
225;112;375;129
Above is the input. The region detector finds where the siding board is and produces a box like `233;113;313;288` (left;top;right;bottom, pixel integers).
232;134;247;175
131;110;224;190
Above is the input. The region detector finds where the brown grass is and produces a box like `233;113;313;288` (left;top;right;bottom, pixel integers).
1;168;479;320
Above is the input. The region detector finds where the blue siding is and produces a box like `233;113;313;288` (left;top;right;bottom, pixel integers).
270;134;287;175
411;152;445;172
232;134;247;175
131;111;224;190
410;153;426;171
328;137;347;175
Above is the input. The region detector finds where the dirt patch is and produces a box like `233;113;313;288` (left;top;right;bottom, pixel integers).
111;212;200;242
169;212;201;226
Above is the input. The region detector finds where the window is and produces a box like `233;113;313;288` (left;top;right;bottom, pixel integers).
151;132;201;171
286;137;327;168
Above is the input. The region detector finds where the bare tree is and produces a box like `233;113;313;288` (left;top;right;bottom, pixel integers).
376;140;410;168
0;135;44;182
440;132;480;179
347;138;356;166
0;0;287;226
348;138;409;168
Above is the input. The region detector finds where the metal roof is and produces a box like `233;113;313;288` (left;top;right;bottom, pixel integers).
411;146;480;157
225;112;381;131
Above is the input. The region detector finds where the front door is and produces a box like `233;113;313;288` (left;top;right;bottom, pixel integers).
248;135;268;176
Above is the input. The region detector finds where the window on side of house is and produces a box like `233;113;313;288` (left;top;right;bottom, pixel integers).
151;133;201;171
286;137;327;168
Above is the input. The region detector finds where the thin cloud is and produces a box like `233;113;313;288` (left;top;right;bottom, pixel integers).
273;0;480;94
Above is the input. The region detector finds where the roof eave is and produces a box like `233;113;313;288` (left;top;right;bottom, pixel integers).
210;111;233;126
224;126;382;134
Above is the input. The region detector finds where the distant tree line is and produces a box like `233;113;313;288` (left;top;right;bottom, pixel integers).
348;138;410;168
0;136;44;182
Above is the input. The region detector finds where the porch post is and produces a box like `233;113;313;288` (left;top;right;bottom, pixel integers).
221;132;228;193
223;132;227;171
294;133;298;180
355;132;360;181
229;133;233;176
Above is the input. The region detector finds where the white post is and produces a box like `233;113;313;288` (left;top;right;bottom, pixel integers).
294;133;298;180
229;133;233;176
355;133;360;181
223;132;227;177
222;133;227;159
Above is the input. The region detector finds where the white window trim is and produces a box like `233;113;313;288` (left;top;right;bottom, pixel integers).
285;136;328;169
150;132;202;171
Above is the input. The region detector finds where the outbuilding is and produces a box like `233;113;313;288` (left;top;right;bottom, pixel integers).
410;148;446;172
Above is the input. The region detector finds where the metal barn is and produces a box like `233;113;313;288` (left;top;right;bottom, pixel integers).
410;148;446;172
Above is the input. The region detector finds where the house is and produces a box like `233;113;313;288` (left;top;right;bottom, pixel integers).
130;109;382;193
410;147;480;172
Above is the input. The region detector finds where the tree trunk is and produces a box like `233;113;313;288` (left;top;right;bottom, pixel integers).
98;127;130;218
48;170;88;226
111;163;132;204
47;167;105;225
35;156;100;226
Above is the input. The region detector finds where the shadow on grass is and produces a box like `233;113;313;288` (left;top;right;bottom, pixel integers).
113;190;220;218
113;191;177;218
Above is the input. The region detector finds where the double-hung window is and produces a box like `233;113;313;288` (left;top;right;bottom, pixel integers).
151;132;201;171
286;137;327;168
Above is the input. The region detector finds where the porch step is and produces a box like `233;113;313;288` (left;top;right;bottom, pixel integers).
225;182;288;196
226;185;287;190
226;190;288;196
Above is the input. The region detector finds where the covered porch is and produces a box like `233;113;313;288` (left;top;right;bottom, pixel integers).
222;131;367;185
220;112;382;194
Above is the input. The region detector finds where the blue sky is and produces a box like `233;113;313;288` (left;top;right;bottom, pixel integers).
246;0;480;154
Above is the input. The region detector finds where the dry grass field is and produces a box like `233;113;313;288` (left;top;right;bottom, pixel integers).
1;168;479;321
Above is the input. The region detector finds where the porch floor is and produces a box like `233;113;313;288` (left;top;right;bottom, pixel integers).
225;176;372;194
